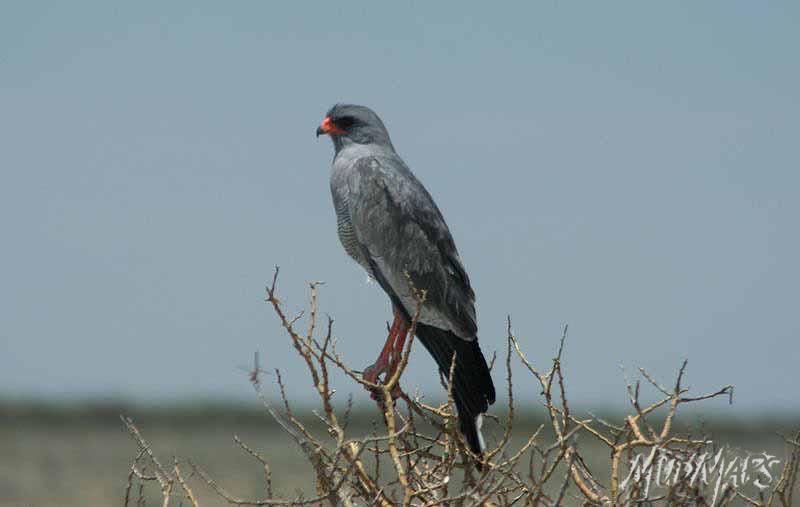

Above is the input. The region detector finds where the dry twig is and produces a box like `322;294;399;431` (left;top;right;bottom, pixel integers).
122;268;798;506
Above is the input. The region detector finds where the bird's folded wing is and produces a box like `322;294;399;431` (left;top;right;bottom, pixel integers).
345;156;477;340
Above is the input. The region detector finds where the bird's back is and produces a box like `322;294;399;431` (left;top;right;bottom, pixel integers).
330;148;477;339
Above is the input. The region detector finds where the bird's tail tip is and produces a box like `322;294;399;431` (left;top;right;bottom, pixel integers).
414;323;495;467
460;413;488;469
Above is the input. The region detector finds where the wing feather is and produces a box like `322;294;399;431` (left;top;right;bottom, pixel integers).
344;156;477;339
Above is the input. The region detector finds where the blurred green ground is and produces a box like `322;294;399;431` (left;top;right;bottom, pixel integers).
0;400;796;506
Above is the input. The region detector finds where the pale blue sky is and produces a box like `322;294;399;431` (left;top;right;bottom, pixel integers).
1;2;798;415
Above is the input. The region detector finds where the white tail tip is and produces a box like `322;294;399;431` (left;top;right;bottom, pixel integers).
476;414;486;452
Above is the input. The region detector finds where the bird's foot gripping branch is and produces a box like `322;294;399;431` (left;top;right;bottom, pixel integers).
123;268;800;506
361;307;412;403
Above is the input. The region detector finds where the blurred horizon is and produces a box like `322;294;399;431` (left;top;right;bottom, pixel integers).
2;2;799;417
2;394;797;430
2;395;795;506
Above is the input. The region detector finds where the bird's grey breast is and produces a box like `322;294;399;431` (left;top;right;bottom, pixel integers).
330;153;372;275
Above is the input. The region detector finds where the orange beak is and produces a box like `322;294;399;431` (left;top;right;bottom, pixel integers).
316;116;346;137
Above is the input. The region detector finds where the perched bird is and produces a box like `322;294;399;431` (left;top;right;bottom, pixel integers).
316;104;496;458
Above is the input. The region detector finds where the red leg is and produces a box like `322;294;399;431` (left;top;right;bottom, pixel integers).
362;310;402;385
385;318;410;400
389;318;410;371
362;309;410;401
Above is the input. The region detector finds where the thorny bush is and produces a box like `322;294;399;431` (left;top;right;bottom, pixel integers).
124;269;799;506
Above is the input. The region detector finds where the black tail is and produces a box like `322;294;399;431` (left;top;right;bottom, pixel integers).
415;323;496;460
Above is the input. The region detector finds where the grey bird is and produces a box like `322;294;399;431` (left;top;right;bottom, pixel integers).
316;104;496;459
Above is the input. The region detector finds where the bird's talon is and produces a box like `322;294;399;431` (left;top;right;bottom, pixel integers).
390;384;403;401
362;364;383;385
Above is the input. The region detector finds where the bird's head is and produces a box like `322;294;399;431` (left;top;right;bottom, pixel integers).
316;104;394;152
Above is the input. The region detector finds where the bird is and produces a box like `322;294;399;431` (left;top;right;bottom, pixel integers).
316;104;496;459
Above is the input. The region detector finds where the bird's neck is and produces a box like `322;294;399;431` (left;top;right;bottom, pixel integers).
334;141;394;164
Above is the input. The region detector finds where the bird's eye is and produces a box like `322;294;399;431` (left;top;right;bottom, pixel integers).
336;116;356;128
